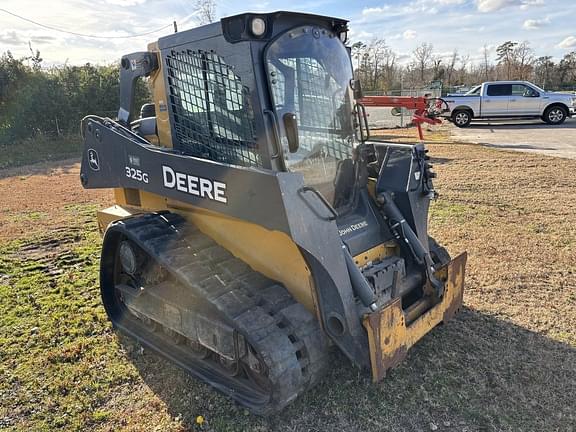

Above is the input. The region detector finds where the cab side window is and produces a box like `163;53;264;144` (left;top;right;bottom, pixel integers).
166;49;261;168
486;84;512;97
512;84;538;97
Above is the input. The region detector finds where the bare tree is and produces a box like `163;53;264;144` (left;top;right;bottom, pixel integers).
194;0;217;25
367;38;388;89
431;56;444;81
446;49;458;86
481;45;491;81
457;54;470;84
351;41;367;76
404;63;420;88
515;41;534;80
534;56;554;88
558;51;576;85
381;46;397;90
496;41;517;80
345;37;573;93
412;43;434;83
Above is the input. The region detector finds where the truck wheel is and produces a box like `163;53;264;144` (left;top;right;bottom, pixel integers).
543;106;567;125
452;110;472;128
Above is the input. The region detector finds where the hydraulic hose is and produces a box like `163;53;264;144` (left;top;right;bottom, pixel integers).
342;245;378;312
377;192;445;296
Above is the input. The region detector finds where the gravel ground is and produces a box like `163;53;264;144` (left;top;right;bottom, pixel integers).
448;117;576;159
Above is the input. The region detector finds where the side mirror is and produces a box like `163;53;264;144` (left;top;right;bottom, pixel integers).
282;113;299;153
352;79;364;100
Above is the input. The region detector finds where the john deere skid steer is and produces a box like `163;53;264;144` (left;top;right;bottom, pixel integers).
80;11;467;414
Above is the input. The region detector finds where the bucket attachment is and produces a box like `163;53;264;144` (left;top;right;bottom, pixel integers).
363;252;467;382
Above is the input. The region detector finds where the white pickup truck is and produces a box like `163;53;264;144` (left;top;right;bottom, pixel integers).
443;81;576;127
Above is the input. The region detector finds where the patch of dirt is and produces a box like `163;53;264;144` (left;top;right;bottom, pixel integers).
0;159;111;240
14;227;90;284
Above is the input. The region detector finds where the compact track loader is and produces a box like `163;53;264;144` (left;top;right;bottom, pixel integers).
80;11;467;414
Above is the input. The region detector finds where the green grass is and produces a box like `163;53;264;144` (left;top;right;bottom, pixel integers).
429;200;471;224
0;224;140;431
0;133;81;169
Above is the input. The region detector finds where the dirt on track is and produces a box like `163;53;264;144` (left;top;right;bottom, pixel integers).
0;145;575;432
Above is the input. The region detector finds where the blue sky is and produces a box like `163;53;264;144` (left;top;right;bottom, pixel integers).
1;0;575;66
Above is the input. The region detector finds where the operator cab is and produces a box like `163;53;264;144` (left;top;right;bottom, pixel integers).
124;12;388;254
118;11;379;248
125;12;356;206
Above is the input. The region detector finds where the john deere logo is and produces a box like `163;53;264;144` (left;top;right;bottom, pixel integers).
88;149;100;171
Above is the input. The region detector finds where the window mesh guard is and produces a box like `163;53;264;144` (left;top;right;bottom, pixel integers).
269;57;353;162
166;49;262;168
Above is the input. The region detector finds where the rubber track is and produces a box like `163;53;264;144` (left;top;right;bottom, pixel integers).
110;212;330;414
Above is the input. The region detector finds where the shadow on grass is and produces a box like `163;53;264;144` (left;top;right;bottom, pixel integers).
123;307;575;432
430;156;453;165
477;143;558;152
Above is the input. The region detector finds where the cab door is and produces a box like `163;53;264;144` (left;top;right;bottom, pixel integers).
508;84;542;115
482;84;511;116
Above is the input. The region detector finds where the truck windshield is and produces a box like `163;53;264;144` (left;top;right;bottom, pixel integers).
266;26;356;209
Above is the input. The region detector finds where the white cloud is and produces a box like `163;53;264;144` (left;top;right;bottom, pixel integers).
407;0;441;14
476;0;515;12
558;36;576;49
361;0;453;19
520;0;544;10
0;29;58;46
403;29;417;40
104;0;146;5
348;28;374;41
362;6;391;15
248;1;270;10
477;44;496;53
0;30;24;45
476;0;544;12
523;17;550;29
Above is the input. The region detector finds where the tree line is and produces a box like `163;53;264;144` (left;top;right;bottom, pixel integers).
351;39;576;93
1;38;574;145
0;49;149;145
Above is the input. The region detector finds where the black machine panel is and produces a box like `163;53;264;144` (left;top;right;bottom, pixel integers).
336;190;391;257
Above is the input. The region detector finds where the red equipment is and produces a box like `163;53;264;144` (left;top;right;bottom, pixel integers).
359;96;448;141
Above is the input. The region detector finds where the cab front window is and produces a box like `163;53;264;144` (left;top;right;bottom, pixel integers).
266;26;356;209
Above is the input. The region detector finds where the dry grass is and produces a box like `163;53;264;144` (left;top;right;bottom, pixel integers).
370;125;451;143
0;142;575;431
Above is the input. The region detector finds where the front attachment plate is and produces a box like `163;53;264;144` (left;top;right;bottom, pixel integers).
363;252;467;382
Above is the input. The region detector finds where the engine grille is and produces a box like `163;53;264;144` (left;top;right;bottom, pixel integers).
166;49;263;168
